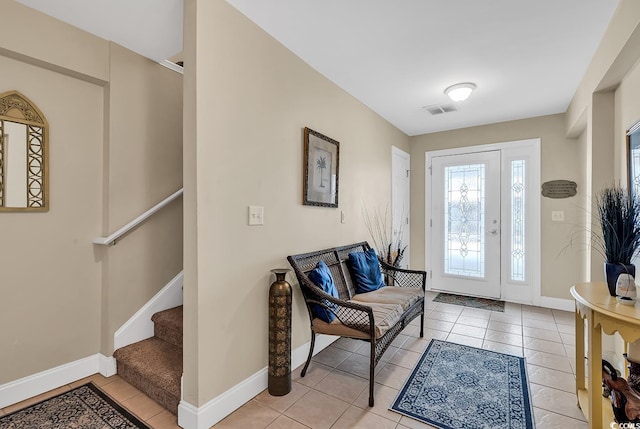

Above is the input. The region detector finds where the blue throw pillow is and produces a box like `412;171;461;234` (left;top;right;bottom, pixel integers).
308;260;339;323
348;248;384;293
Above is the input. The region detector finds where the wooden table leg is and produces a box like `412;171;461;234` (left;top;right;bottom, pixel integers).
587;309;602;428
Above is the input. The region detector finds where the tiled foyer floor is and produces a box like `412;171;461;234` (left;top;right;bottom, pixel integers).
1;292;584;428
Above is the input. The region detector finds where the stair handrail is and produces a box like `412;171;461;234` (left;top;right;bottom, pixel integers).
93;188;183;246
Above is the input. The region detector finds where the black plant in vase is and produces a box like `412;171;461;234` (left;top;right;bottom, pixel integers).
594;186;640;296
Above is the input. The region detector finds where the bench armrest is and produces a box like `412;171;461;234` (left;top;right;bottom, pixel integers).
380;261;426;291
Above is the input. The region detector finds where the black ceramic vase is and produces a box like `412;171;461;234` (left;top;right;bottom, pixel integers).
605;262;636;297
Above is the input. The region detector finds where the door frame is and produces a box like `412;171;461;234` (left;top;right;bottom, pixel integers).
425;139;541;305
392;146;410;268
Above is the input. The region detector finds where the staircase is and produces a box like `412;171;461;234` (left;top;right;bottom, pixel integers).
113;305;183;414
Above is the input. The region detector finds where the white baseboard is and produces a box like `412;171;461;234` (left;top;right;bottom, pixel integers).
538;296;574;312
178;334;337;429
0;353;113;409
114;271;183;350
99;355;117;377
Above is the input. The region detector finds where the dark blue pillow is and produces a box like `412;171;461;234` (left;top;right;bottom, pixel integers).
308;260;339;323
348;248;384;293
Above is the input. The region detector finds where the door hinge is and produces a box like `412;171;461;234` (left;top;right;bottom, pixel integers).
406;169;410;178
429;219;432;227
406;217;409;225
429;166;432;175
429;270;432;279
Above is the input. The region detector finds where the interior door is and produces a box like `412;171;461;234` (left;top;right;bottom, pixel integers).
431;151;501;298
392;147;410;268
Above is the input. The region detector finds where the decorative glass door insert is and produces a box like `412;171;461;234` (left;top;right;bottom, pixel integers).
443;163;486;278
510;160;526;282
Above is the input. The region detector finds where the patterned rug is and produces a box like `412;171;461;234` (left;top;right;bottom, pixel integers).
433;292;505;312
390;340;534;429
0;382;150;429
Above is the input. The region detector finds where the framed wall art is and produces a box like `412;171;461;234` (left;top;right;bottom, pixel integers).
303;127;339;207
628;120;640;199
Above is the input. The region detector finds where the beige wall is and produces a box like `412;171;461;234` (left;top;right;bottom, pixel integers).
566;1;640;136
0;2;183;383
99;44;184;354
586;92;616;281
0;54;104;383
409;114;586;300
0;1;109;84
567;0;640;283
615;61;640;178
183;0;409;406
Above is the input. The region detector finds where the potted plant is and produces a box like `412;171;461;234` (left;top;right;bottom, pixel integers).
362;205;407;267
594;186;640;296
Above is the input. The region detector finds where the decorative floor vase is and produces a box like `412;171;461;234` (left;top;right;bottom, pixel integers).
605;263;635;297
268;269;292;396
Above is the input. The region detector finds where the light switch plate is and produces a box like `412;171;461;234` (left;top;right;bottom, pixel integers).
551;211;564;222
249;206;264;226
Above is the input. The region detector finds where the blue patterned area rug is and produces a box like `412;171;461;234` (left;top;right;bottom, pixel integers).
0;382;150;429
390;340;534;429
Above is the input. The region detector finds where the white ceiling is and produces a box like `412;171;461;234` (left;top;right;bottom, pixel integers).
17;0;619;136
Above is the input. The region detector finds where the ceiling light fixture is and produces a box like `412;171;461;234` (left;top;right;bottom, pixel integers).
444;82;477;102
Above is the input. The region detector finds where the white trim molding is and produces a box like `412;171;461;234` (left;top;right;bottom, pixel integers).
538;296;574;312
159;59;184;74
114;271;184;350
0;353;114;409
178;335;337;429
99;355;117;378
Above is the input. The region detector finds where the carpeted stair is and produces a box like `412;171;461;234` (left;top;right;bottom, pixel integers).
113;305;182;414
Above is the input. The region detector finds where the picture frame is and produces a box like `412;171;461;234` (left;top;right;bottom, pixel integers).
627;121;640;200
303;127;339;207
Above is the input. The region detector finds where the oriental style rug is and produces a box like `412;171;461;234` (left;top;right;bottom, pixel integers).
390;340;534;429
0;382;150;429
433;292;505;312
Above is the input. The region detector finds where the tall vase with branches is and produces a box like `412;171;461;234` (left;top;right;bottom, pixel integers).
594;186;640;296
362;205;407;267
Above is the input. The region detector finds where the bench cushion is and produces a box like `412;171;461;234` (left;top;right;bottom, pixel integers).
352;286;424;311
311;302;404;339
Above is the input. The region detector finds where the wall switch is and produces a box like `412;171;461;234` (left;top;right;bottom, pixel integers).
248;206;264;226
340;210;346;224
551;211;565;222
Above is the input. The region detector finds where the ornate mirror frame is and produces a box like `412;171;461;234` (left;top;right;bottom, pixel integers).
0;90;49;211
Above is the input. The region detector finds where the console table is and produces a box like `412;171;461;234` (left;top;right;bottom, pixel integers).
571;282;640;428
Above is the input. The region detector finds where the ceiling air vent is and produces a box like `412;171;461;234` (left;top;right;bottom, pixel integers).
423;104;458;115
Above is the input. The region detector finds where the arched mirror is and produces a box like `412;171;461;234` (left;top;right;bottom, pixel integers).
0;91;48;211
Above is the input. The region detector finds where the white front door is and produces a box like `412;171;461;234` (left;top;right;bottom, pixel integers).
431;151;501;298
427;140;540;304
392;147;410;268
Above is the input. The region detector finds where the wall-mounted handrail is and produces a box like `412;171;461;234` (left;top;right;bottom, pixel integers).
93;188;183;246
